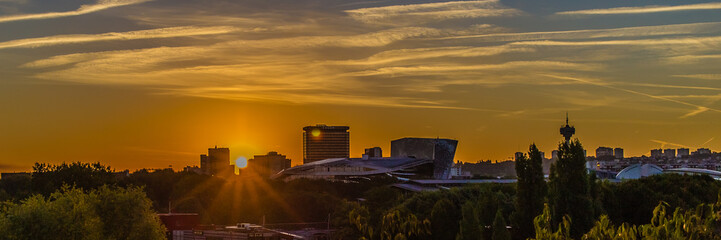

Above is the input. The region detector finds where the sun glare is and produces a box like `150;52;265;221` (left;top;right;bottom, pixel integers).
235;156;248;168
311;128;321;137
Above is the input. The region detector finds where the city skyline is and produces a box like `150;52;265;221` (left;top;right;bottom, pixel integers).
2;0;721;171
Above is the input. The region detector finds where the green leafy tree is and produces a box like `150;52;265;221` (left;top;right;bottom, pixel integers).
92;186;167;240
431;198;461;240
530;204;571;240
548;139;593;238
456;201;482;240
492;210;511;240
512;143;547;239
0;186;165;240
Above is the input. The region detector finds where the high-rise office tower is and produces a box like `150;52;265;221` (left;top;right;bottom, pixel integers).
303;124;350;164
200;146;231;176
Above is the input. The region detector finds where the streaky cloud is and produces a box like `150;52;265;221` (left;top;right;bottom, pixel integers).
556;2;721;15
681;106;710;118
543;74;721;118
0;26;237;49
436;22;721;42
346;0;521;25
0;0;152;23
673;74;721;80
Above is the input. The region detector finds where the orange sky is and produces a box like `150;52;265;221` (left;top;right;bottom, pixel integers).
1;0;721;171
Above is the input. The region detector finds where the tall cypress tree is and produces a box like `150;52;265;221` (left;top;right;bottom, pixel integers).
548;139;593;238
512;144;547;239
491;209;511;240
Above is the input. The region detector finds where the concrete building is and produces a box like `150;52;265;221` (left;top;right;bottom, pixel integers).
303;124;350;164
614;148;624;160
363;147;382;158
664;149;676;159
200;146;232;176
677;148;690;158
248;151;291;178
391;137;459;179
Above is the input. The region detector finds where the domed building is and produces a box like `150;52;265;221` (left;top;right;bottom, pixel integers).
615;164;663;180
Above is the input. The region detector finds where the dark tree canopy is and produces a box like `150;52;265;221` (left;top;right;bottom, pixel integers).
548;139;593;238
512;143;547;239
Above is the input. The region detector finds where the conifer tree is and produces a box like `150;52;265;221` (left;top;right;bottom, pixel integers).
548;139;593;238
512;143;547;239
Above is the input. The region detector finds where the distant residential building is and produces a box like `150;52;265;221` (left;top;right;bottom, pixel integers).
200;146;233;176
551;150;559;160
695;148;712;155
651;149;663;159
248;151;291;178
450;164;472;179
614;148;624;160
514;152;524;161
539;151;545;160
596;147;614;159
677;148;690;158
664;149;676;159
183;166;203;175
303;124;350;164
363;147;383;158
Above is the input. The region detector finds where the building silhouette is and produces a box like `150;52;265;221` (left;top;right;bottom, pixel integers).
677;148;690;158
302;124;350;164
596;147;614;159
200;146;232;176
560;113;575;143
614;148;624;160
363;147;382;158
391;137;458;179
664;149;676;159
650;149;663;159
248;151;291;178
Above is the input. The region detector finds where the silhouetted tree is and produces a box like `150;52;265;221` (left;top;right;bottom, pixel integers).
512;143;547;239
431;198;461;240
31;162;115;195
492;210;511;240
548;139;593;238
456;201;483;240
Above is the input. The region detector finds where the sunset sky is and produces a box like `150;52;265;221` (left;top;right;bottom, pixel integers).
2;0;721;171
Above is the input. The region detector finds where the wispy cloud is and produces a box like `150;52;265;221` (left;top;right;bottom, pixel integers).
328;45;533;66
651;139;689;148
0;0;152;23
0;26;237;49
556;2;721;16
436;22;721;41
345;0;521;25
510;36;721;47
543;74;721;118
681;106;710;118
673;74;721;80
349;61;600;77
